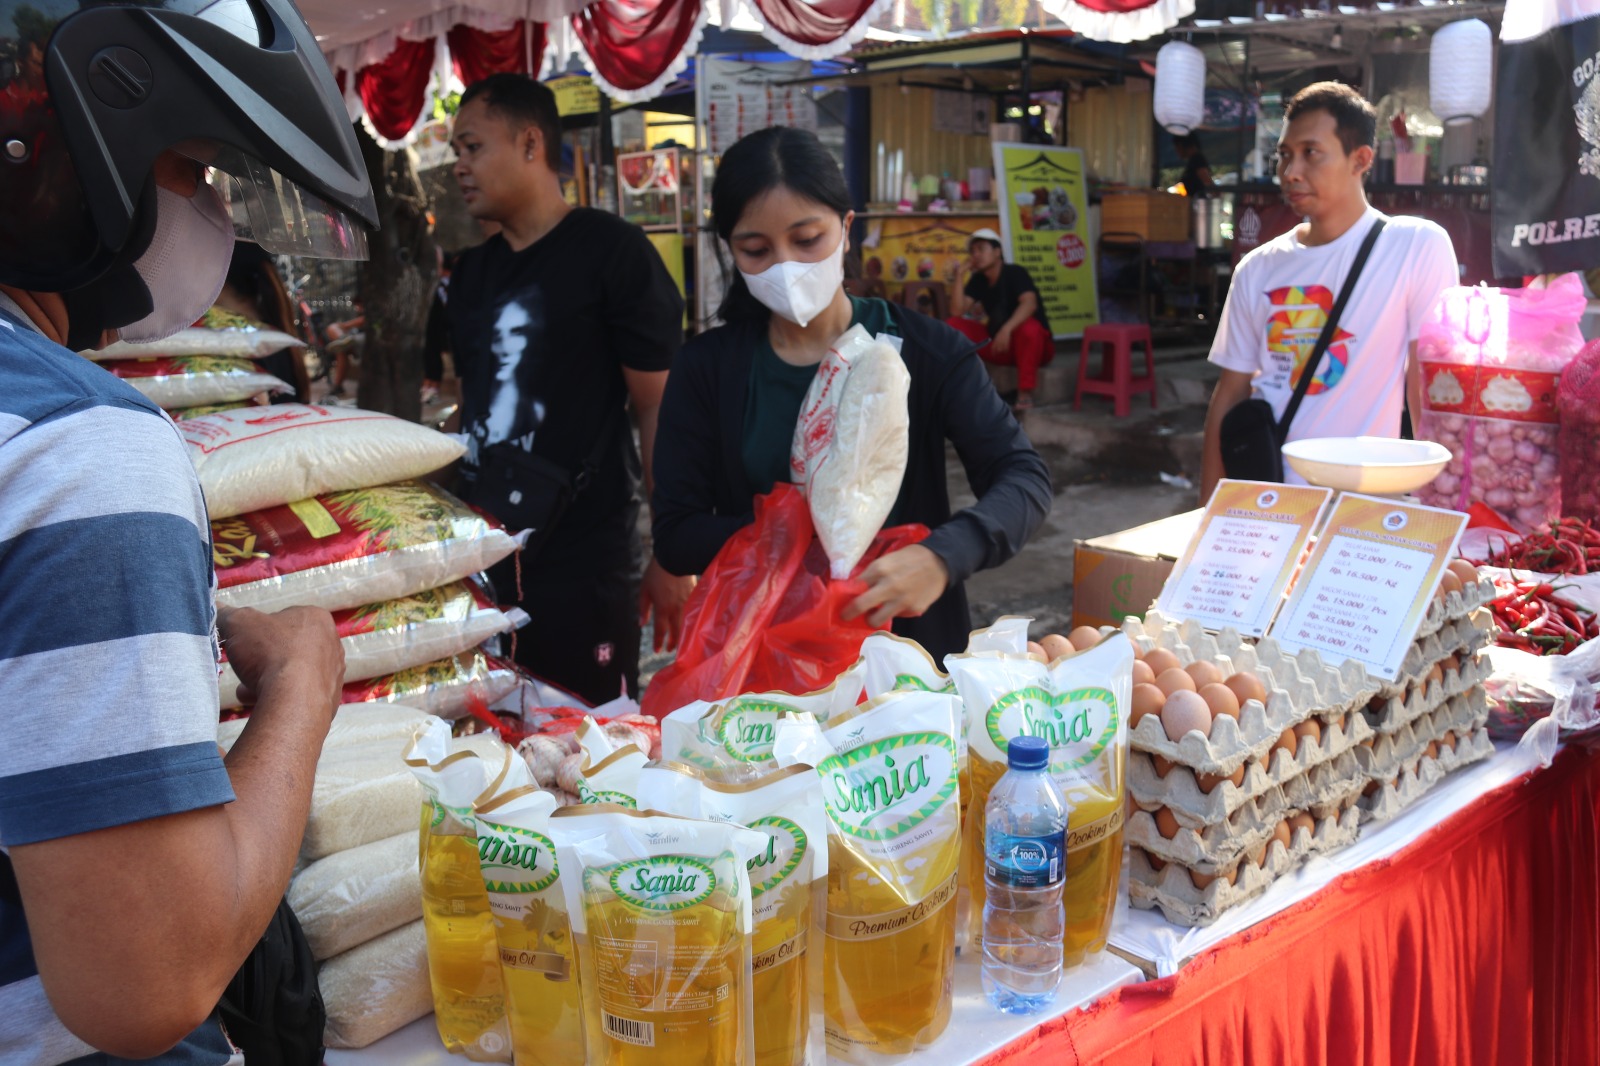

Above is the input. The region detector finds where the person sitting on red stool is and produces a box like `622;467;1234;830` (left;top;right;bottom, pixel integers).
946;228;1054;411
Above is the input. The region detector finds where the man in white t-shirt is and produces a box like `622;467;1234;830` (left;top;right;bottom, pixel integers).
1200;82;1459;498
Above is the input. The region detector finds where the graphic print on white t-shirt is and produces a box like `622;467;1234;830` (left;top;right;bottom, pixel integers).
1263;283;1357;396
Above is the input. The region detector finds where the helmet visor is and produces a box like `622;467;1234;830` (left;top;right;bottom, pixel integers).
205;147;369;260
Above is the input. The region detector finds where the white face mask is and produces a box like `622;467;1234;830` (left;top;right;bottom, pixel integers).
738;232;846;328
120;182;236;343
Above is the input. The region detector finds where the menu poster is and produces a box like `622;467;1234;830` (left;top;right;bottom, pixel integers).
1270;494;1468;681
699;57;816;156
992;143;1098;338
1155;481;1333;638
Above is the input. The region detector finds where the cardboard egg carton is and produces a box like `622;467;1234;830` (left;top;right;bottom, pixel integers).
1355;725;1495;824
1355;688;1487;782
1416;574;1495;641
1282;750;1367;814
1377;613;1495;699
1126;705;1370;826
1363;653;1492;734
1127;807;1362;927
1125;791;1288;874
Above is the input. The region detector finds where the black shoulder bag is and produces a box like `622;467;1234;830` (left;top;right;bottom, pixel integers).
1219;218;1386;482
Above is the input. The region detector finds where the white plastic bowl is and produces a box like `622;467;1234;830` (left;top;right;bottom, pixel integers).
1281;436;1452;495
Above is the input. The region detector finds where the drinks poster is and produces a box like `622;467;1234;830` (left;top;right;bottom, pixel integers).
992;143;1099;338
860;215;1000;303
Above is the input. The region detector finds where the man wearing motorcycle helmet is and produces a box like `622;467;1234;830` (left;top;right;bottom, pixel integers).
0;1;375;1061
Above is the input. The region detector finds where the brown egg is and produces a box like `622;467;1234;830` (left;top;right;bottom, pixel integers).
1155;667;1199;698
1440;570;1463;598
1448;558;1480;587
1132;659;1157;686
1039;634;1075;662
1224;672;1268;708
1154;807;1182;839
1184;660;1224;689
1189;866;1238;890
1130;684;1167;728
1289;812;1316;838
1248;840;1269;866
1328;713;1347;733
1363;778;1382;797
1152;754;1176;778
1424;741;1440;760
1359;735;1375;749
1160;689;1213;742
1199;683;1241;722
1145;849;1167;872
1196;763;1246;794
1068;626;1103;651
1026;641;1048;663
1441;730;1457;751
1426;662;1444;686
1271;727;1298;759
1272;820;1293;853
1440;653;1460;675
1144;648;1182;677
1293;719;1322;749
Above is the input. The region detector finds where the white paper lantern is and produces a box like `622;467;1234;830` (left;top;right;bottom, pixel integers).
1430;19;1493;125
1154;41;1207;136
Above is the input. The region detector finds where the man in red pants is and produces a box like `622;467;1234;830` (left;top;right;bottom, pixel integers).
946;228;1055;410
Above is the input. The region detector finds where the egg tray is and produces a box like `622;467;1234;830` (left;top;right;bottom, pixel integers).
1355;725;1495;825
1354;689;1487;782
1127;704;1372;826
1362;652;1492;735
1281;750;1368;815
1125;790;1289;874
1128;807;1362;927
1122;614;1375;776
1415;575;1496;641
1377;612;1495;698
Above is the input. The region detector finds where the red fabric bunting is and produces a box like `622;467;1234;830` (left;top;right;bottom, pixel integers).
355;36;436;142
746;0;877;49
1066;0;1161;11
573;0;702;96
448;20;549;86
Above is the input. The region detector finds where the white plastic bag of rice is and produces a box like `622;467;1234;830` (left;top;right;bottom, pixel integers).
303;740;425;861
213;481;523;614
217;580;528;709
789;325;911;578
100;355;292;408
288;831;421;961
340;650;521;720
217;703;430;755
182;404;466;519
321;920;434;1049
83;315;301;361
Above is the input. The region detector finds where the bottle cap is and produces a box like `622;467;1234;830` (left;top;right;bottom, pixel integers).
1007;735;1049;770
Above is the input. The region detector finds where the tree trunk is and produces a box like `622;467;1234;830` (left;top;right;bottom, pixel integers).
355;124;437;422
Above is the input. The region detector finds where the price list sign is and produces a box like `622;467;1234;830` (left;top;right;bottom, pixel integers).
1156;481;1332;637
1270;494;1467;681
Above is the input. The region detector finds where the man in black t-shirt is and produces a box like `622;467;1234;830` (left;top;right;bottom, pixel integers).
945;228;1054;410
448;74;689;704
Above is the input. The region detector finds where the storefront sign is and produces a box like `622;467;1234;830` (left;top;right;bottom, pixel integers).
698;57;817;156
549;75;600;117
859;216;1000;302
1269;494;1467;681
1156;481;1333;638
992;143;1098;338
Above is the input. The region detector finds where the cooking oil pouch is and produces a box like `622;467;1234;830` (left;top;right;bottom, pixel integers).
404;718;512;1062
772;691;963;1063
946;630;1132;966
572;722;650;808
659;668;863;783
474;752;583;1066
636;766;828;1066
553;807;767;1066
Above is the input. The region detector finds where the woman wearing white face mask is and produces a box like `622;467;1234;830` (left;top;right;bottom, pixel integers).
652;127;1053;663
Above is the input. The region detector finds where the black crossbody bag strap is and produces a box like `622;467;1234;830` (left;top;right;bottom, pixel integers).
1275;217;1386;443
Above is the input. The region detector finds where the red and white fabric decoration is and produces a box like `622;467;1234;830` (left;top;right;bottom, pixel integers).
738;0;889;61
355;36;441;145
1038;0;1194;44
450;20;549;85
571;0;708;103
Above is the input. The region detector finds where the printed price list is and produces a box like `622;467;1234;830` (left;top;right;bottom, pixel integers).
1163;515;1297;636
1274;534;1432;673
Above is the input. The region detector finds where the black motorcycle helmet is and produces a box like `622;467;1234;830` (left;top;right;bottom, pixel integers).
0;0;377;296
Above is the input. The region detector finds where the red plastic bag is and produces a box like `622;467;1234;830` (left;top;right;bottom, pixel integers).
640;484;928;718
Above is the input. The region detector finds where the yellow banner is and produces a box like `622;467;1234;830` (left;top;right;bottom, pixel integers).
549;75;600;117
860;216;999;305
646;231;688;328
992;144;1099;338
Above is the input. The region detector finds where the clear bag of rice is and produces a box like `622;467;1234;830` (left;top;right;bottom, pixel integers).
218;703;430;755
217;580;527;708
213;481;522;614
342;650;520;719
303;739;424;862
168;397;267;420
182;403;466;519
321;920;434;1049
83;309;301;361
287;831;420;960
99;355;291;408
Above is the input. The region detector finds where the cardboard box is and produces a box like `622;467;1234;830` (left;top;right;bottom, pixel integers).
1072;510;1203;630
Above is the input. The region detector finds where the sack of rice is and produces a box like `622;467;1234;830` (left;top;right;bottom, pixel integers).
288;831;421;960
341;650;521;719
168;398;267;420
303;740;425;861
100;355;292;409
83;307;301;361
217;703;429;755
213;481;522;614
182;404;466;519
217;580;528;709
321;920;434;1049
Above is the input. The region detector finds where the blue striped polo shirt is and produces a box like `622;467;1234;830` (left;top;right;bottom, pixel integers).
0;300;237;1064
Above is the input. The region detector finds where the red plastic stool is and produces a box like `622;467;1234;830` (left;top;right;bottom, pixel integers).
1075;323;1157;418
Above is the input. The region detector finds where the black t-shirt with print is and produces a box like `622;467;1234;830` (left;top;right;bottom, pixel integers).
963;262;1051;337
448;208;683;573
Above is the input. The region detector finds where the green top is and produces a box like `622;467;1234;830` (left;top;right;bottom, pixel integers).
741;297;898;496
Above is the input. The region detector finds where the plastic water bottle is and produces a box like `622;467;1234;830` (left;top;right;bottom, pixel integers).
981;735;1067;1015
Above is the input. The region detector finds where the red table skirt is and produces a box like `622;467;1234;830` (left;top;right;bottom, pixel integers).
985;746;1600;1066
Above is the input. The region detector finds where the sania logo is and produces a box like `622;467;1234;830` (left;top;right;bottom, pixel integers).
718;699;791;762
894;674;954;694
746;816;806;897
818;731;957;841
611;857;717;912
986;686;1118;771
478;827;559;893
